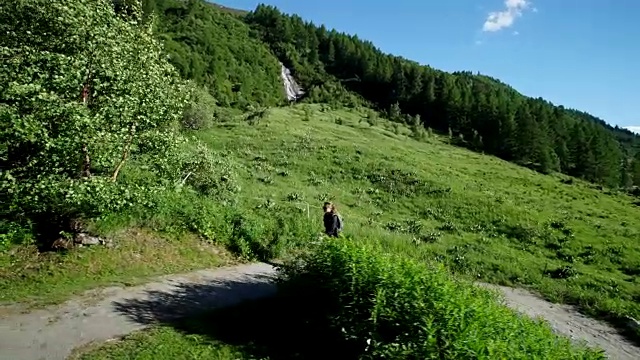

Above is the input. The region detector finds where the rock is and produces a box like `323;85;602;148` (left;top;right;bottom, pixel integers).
99;238;114;248
74;233;102;246
51;237;73;250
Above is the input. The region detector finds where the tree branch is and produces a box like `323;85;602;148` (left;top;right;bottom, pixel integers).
81;143;91;178
111;123;136;182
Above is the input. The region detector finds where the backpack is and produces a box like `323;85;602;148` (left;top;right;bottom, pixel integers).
335;214;343;232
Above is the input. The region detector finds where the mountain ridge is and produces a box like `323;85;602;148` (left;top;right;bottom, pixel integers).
205;1;638;142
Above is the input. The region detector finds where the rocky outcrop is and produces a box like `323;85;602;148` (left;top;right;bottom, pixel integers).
74;233;112;247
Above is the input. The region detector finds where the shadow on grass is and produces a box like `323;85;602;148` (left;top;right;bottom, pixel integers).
112;276;360;359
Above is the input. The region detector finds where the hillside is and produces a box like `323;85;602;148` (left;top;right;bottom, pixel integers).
145;0;284;107
56;104;640;359
197;105;640;321
244;4;640;187
2;0;640;358
139;1;640;189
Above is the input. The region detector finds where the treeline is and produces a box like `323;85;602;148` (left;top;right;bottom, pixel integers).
245;4;640;187
141;0;284;107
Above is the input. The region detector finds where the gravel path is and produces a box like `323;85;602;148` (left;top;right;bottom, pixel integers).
0;263;277;360
482;283;640;360
1;263;638;360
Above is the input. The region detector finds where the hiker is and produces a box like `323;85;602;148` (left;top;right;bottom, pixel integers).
323;202;343;237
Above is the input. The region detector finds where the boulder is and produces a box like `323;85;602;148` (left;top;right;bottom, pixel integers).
74;233;102;246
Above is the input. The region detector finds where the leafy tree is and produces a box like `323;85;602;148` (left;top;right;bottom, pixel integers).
1;0;188;243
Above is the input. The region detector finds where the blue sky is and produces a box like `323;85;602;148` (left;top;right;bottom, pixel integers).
214;0;640;133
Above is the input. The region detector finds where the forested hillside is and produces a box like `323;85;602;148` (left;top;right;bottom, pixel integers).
244;4;640;188
143;0;284;107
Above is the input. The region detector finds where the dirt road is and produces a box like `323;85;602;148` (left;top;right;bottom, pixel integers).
481;283;639;360
0;263;638;360
0;263;277;360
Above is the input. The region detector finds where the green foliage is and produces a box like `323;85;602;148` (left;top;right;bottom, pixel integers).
181;84;218;130
631;152;640;187
195;105;640;332
0;0;188;246
147;0;284;107
244;106;270;126
389;102;402;122
174;143;240;197
301;105;313;121
365;110;378;126
278;239;604;359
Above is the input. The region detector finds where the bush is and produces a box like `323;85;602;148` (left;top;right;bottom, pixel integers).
278;239;604;359
212;206;317;261
181;85;217;130
178;143;240;197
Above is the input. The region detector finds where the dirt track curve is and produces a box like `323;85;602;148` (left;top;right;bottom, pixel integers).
0;263;638;360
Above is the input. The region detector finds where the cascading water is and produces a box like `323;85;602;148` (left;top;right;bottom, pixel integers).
280;63;304;101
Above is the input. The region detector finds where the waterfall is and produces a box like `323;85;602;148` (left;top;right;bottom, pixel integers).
280;63;304;101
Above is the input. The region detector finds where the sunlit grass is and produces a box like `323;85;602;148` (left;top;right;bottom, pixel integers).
196;104;640;324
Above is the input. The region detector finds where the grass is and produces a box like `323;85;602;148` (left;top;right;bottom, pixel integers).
7;103;639;320
1;155;316;307
5;103;640;356
190;104;640;325
0;228;234;307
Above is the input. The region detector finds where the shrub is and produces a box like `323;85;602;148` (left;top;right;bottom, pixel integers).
244;106;270;125
181;85;217;130
213;206;316;260
301;105;313;121
278;239;604;359
177;143;240;198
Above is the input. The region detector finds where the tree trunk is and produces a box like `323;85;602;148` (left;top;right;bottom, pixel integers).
81;144;91;177
111;123;136;182
80;55;94;178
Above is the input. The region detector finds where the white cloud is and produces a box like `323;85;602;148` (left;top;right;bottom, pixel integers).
483;0;531;32
626;126;640;134
513;31;520;35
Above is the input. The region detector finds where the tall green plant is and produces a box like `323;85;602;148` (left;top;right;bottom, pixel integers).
0;0;188;243
279;239;604;359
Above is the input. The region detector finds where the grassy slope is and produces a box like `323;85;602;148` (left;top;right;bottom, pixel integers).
200;105;640;321
78;104;639;358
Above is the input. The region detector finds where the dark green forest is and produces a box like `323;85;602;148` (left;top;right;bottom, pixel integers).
141;1;639;188
143;0;284;107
